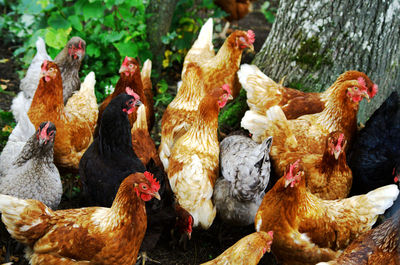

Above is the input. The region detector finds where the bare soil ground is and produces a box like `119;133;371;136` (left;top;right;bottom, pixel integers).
0;2;280;264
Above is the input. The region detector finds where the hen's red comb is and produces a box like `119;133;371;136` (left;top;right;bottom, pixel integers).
247;30;255;44
144;171;160;192
42;60;48;71
289;159;300;175
122;56;130;66
125;87;140;101
78;40;82;49
222;84;232;95
39;122;50;139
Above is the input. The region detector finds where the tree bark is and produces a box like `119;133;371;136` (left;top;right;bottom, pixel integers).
146;0;179;80
253;0;400;123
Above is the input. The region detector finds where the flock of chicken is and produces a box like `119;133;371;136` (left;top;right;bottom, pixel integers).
0;15;399;265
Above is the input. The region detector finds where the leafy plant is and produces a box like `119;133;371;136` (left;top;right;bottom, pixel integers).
0;109;16;152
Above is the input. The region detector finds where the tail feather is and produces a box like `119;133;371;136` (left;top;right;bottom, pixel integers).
241;110;270;143
9;107;35;143
132;104;147;131
363;184;399;216
238;64;281;113
35;37;49;58
141;59;152;81
191;18;214;53
0;194;53;245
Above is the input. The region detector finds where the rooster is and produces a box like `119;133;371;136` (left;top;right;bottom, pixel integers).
201;231;273;265
27;60;97;170
273;131;352;200
167;84;233;229
239;64;378;119
182;18;255;98
11;37;86;122
317;208;400;265
0;172;160;265
242;71;377;157
255;160;399;265
213;135;272;226
0;121;61;210
159;62;206;171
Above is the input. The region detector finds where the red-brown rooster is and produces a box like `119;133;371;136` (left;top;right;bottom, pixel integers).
0;172;160;265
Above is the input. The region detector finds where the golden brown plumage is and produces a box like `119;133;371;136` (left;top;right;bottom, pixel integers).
27;60;97;170
182;18;255;98
274;131;352;200
167;85;233;229
239;65;378;120
159;62;206;171
0;172;161;265
242;71;378;157
255;161;399;265
317;209;400;265
201;231;273;265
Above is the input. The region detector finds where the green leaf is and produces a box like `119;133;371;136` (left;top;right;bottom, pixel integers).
86;43;101;58
45;27;72;49
82;1;105;21
68;15;82;31
113;41;138;58
48;14;71;29
103;14;115;28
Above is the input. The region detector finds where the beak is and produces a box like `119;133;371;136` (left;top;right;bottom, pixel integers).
135;100;143;107
228;94;234;100
39;71;45;79
247;43;254;52
333;149;340;160
75;50;84;60
38;138;47;145
153;191;161;200
362;90;370;102
284;179;291;188
119;65;127;74
186;231;192;240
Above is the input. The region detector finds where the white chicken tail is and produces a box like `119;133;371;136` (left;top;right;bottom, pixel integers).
0;194;53;244
363;184;399;217
35;37;48;58
191;18;213;53
238;64;281;113
141;59;152;80
241;110;270;143
132;104;148;131
8;111;35;143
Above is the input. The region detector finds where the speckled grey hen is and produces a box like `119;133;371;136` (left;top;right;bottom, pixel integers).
213;135;272;226
0;121;62;210
54;36;86;104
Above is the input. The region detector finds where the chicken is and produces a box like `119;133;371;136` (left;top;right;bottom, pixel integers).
254;160;399;265
98;57;154;131
79;91;145;207
11;37;51;122
27;60;97;170
242;71;377;156
0;172;160;265
213;135;272;226
273;131;352;200
11;37;86;122
317;208;400;265
239;64;378;119
0;121;61;210
201;231;273;265
214;0;256;38
348;91;400;196
140;58;154;129
159;62;206;171
53;36;86;104
182;18;255;98
167;84;233;229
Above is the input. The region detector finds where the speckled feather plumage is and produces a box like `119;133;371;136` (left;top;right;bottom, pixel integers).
213;135;272;226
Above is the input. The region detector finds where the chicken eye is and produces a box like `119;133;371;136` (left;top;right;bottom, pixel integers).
129;64;133;68
141;185;147;190
48;131;54;137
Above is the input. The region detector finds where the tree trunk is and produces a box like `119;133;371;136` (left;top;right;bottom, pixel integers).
146;0;179;80
253;0;400;123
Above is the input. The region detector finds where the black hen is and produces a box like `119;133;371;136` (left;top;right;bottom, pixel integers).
348;91;400;214
79;93;145;207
